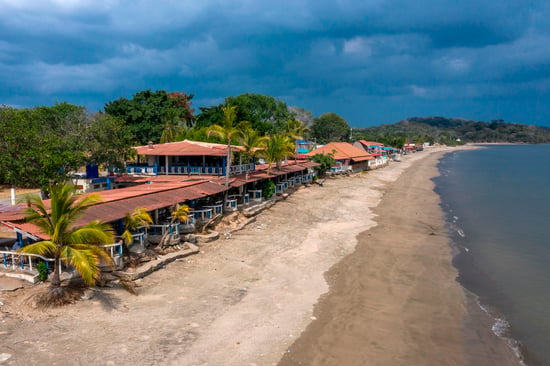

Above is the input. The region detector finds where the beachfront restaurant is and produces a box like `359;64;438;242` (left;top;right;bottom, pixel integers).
123;140;255;177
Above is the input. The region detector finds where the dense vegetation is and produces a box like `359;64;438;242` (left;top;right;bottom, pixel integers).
354;117;550;145
3;89;549;192
0;103;135;191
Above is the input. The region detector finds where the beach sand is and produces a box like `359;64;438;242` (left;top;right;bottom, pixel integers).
278;149;519;366
0;148;518;365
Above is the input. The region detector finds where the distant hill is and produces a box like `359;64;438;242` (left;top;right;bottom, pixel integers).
354;117;550;145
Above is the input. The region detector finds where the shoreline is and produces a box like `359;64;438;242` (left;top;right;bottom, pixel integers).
278;149;519;366
0;147;517;366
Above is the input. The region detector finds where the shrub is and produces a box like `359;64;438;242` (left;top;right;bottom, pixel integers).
308;153;335;177
36;261;49;282
262;180;275;199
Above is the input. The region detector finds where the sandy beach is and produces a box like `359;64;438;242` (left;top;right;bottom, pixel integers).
0;148;518;365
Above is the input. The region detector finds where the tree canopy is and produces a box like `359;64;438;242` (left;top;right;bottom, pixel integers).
0;104;87;189
196;93;295;135
104;89;194;144
0;104;136;190
310;113;350;144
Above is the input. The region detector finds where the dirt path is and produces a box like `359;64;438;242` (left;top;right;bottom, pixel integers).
1;148;464;366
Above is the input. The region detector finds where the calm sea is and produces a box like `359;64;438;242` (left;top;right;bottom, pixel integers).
434;144;550;366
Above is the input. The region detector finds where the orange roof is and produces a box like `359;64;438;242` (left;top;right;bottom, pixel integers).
134;139;242;157
304;142;373;161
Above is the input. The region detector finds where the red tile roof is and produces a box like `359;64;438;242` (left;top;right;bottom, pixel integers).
304;142;373;161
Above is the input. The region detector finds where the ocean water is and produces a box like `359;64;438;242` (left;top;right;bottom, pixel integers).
434;144;550;366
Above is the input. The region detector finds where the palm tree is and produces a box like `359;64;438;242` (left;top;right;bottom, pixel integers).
284;119;309;140
159;203;189;248
283;119;309;162
121;207;153;248
235;125;268;181
259;134;295;175
206;105;241;187
18;184;115;296
160;108;183;143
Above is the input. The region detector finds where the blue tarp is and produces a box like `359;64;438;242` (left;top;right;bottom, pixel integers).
368;146;397;151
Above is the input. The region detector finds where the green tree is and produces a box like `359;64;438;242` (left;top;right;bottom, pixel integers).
224;93;295;135
195;105;224;129
104;90;194;144
19;184;115;298
311;113;350;144
121;208;153;247
259;134;295;174
308;153;336;177
0;104;87;194
85;113;136;173
235;124;268;180
160;108;184;143
160;204;189;248
207;105;244;187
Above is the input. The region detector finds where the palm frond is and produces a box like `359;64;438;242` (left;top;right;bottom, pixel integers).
18;241;57;257
61;245;101;285
172;204;189;221
68;221;115;245
123;208;153;231
121;230;134;246
206;124;227;140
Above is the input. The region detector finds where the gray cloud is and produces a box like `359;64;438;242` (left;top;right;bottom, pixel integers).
1;0;549;126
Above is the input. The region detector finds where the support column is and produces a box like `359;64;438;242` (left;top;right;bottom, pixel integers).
10;187;16;206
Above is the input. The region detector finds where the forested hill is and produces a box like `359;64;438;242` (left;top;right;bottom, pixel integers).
355;117;550;145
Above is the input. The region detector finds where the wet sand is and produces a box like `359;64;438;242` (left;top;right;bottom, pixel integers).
279;151;519;366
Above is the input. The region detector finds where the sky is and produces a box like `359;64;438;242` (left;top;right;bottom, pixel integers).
1;0;550;128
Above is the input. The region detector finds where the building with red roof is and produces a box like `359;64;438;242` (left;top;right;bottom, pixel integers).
127;139;251;177
304;142;373;173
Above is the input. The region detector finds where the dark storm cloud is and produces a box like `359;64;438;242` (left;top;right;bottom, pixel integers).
1;0;549;126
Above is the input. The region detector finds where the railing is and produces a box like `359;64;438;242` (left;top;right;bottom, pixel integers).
122;166;158;175
1;250;56;274
159;166;224;175
229;163;256;175
1;242;123;277
276;183;285;194
146;224;179;236
249;190;262;202
330;165;351;174
302;173;313;182
228;194;249;205
189;208;213;223
295;176;302;185
99;241;124;259
123;163;255;177
203;203;223;216
288;178;295;187
225;199;238;211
